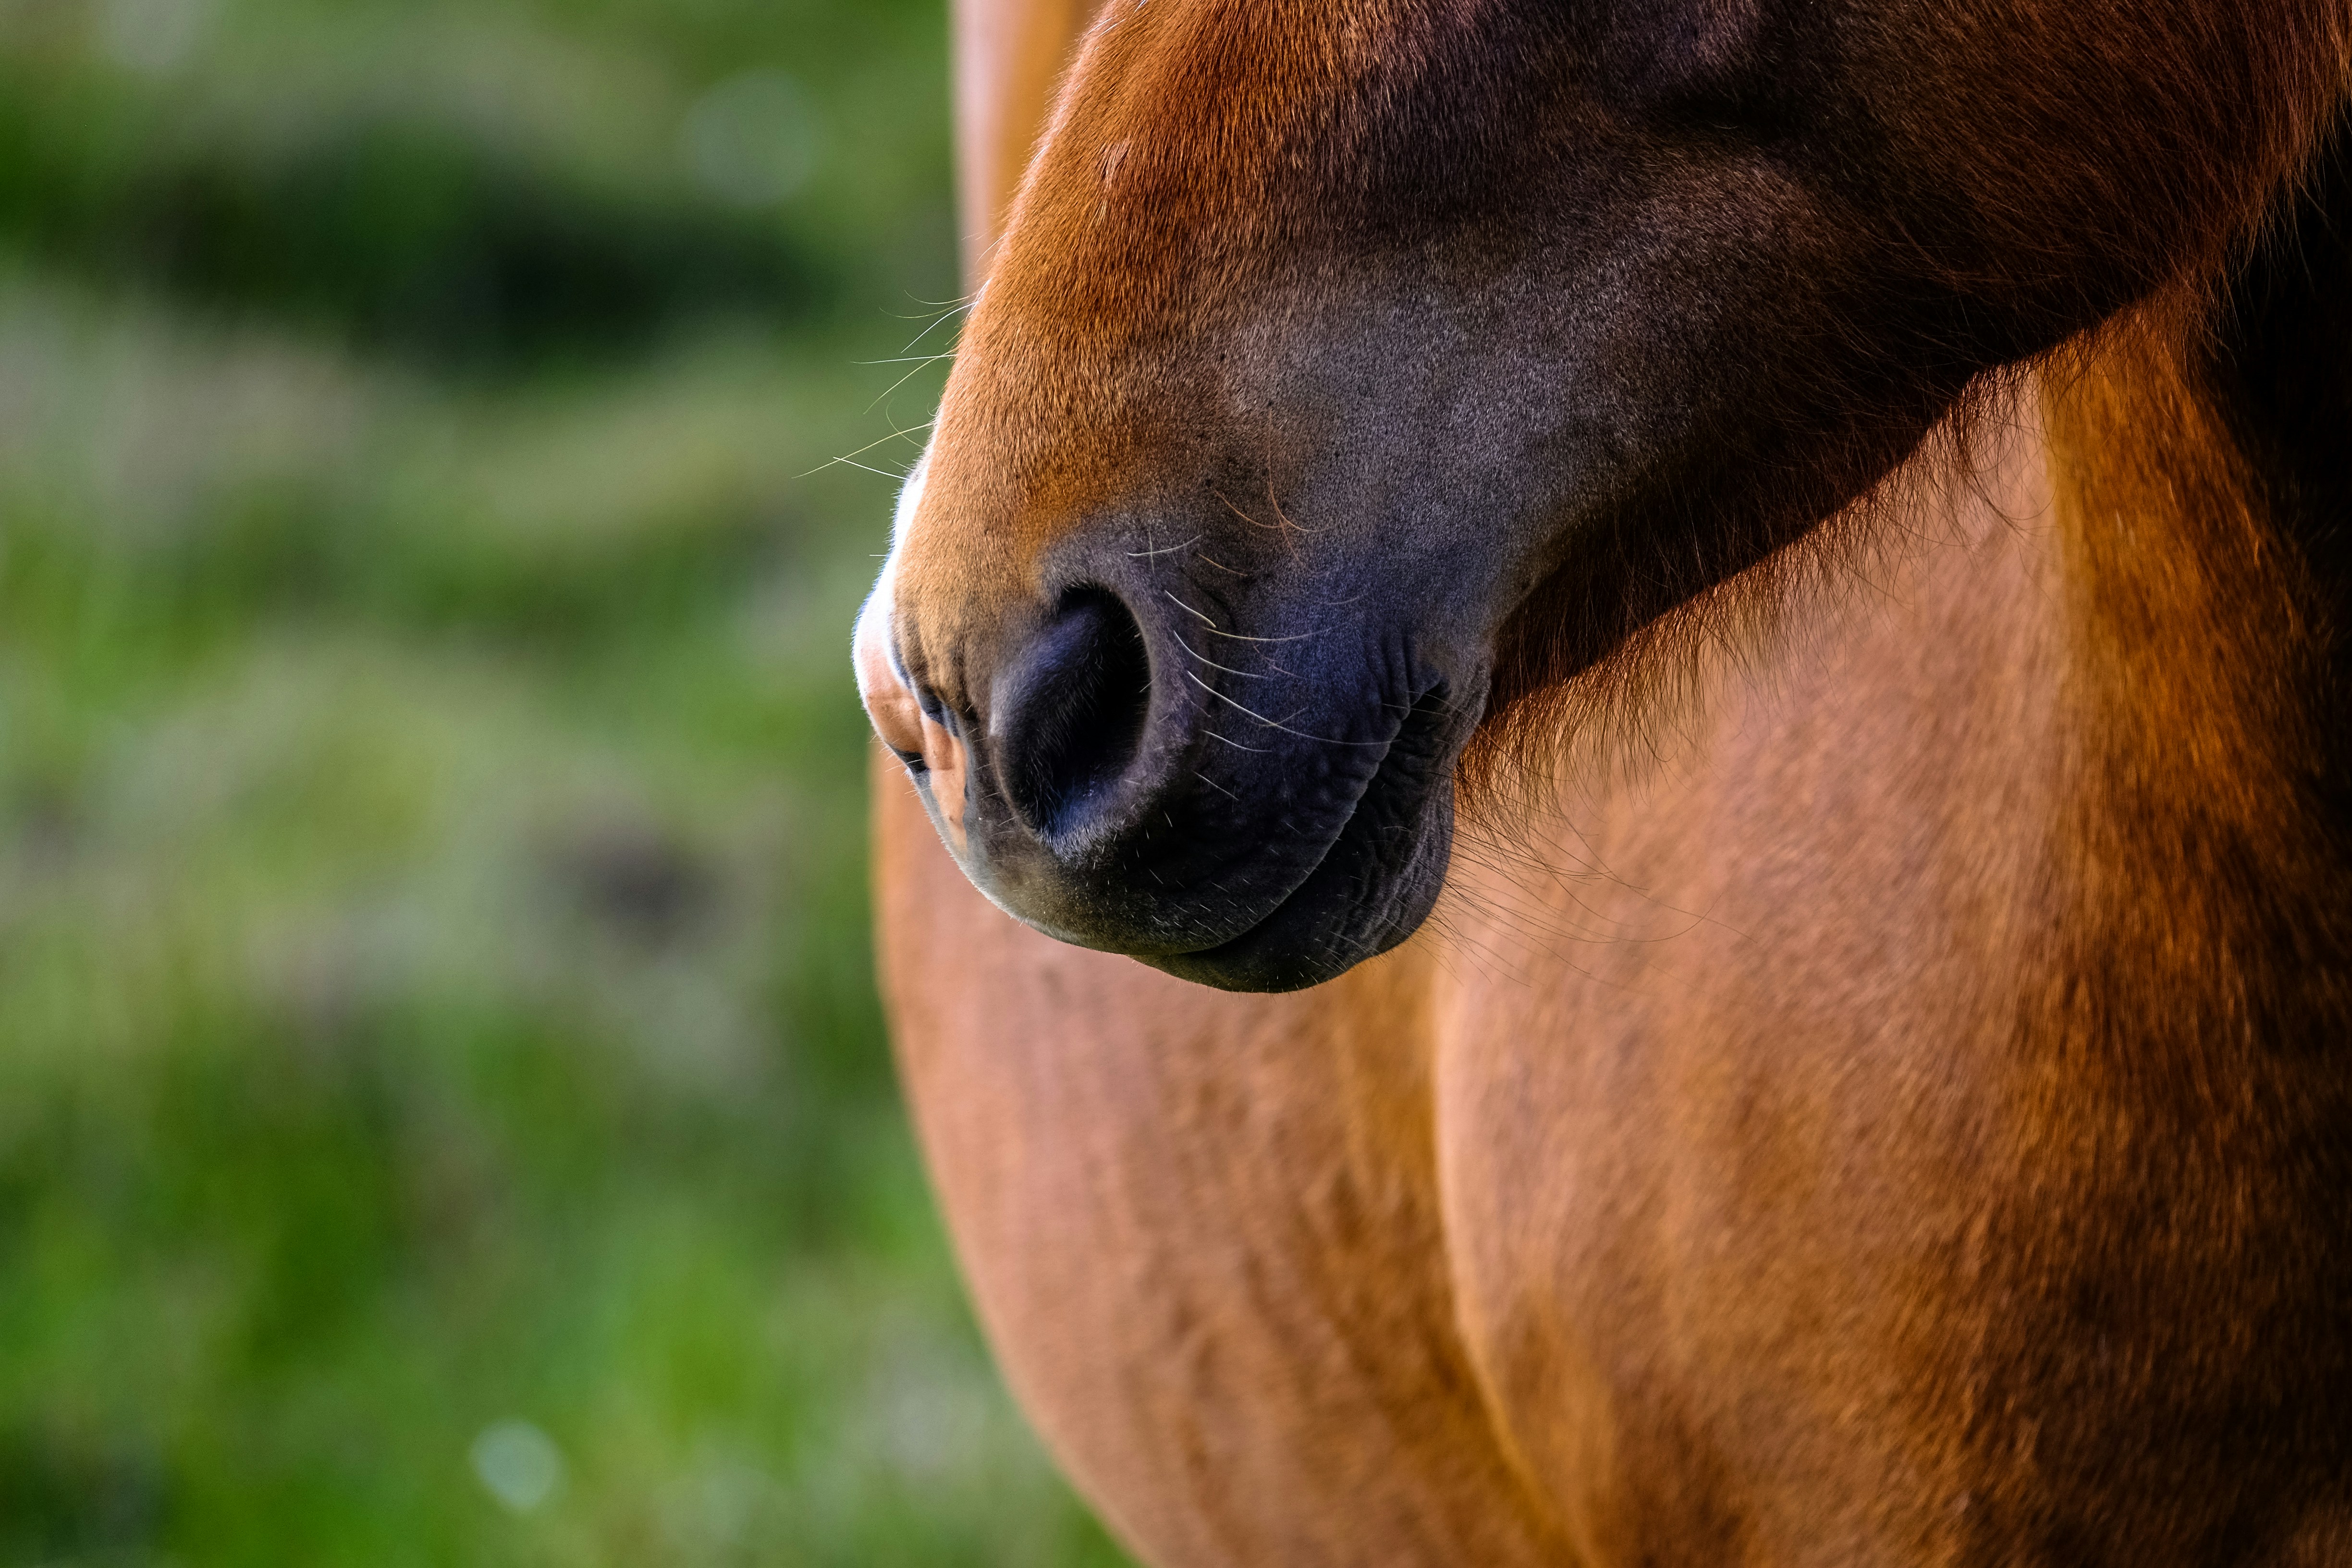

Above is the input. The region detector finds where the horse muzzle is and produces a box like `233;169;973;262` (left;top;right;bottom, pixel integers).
855;537;1480;992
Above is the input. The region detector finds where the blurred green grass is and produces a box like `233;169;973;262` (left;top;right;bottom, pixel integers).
0;0;1130;1562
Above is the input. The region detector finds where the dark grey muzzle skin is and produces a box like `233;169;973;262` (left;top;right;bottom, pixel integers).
892;502;1494;995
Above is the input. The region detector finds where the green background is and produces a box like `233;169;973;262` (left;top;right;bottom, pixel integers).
0;0;1131;1561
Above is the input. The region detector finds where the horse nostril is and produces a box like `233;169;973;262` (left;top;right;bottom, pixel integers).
993;588;1153;839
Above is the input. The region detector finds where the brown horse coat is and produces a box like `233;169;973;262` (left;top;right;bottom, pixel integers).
867;1;2352;1561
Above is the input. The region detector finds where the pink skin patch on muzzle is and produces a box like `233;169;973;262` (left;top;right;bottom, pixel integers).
853;458;969;854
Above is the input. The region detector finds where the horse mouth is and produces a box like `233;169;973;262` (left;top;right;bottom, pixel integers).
1142;685;1463;992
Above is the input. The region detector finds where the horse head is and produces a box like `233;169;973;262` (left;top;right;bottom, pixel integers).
857;0;2341;991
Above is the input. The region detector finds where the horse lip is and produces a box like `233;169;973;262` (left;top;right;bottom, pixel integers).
953;677;1436;963
856;591;974;854
1141;681;1462;990
852;575;925;758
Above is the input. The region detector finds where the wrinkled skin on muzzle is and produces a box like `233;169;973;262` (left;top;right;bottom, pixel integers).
857;0;2319;991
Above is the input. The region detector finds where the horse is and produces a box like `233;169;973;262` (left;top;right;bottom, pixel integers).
856;0;2352;1559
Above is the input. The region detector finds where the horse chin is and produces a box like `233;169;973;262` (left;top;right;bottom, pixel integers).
1142;692;1465;993
1144;823;1452;992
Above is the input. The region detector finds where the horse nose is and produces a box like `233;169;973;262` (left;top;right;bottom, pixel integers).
989;588;1154;842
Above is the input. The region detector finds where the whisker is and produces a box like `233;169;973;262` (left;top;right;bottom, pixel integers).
866;350;958;412
1265;480;1322;533
1162;589;1220;627
798;417;937;479
1128;535;1203;558
1197;626;1323;644
894;299;976;355
1210;488;1293;556
1185;672;1387;746
1161;590;1323;643
1171;631;1270;679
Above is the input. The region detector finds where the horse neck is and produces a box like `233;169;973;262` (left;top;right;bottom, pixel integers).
2034;129;2352;1080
